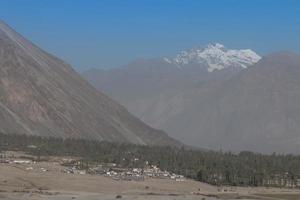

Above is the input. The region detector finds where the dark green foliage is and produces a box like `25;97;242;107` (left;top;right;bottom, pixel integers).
1;133;300;187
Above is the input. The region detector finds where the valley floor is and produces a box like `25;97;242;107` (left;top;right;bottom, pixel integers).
1;154;300;200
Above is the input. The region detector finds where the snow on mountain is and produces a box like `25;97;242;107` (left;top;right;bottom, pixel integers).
165;43;261;72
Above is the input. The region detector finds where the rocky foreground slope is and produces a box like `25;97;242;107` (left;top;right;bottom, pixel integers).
0;20;180;146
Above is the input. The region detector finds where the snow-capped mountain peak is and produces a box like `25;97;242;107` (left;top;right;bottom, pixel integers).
164;43;261;72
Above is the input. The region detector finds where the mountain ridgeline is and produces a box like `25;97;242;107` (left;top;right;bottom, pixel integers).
0;20;180;146
83;44;300;154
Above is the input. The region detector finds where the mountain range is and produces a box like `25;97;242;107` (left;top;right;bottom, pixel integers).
0;20;180;146
83;44;300;153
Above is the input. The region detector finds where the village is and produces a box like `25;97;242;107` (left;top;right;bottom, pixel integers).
2;150;300;200
61;159;186;182
0;150;186;182
2;150;300;189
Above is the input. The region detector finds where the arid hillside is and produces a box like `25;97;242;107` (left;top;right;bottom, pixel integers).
0;20;179;146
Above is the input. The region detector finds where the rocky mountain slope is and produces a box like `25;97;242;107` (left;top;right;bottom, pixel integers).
84;45;300;153
0;20;180;146
192;52;300;153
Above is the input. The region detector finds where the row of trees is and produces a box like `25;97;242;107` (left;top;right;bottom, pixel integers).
1;133;300;186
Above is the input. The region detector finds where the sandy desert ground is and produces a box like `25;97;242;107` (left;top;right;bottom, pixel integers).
1;153;300;200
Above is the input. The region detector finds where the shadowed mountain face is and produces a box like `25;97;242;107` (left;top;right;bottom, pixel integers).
201;52;300;153
0;21;180;146
84;48;300;153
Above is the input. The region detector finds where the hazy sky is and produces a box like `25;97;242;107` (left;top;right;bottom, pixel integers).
1;0;300;71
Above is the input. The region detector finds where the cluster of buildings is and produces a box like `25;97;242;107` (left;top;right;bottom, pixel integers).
101;164;185;182
61;159;185;182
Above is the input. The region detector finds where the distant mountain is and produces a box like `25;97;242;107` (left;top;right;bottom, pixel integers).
164;43;261;72
84;45;300;153
0;20;180;146
178;52;300;153
83;44;260;108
